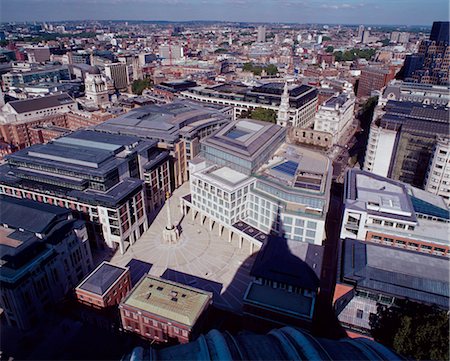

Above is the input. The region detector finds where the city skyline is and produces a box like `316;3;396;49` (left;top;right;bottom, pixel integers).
1;0;448;25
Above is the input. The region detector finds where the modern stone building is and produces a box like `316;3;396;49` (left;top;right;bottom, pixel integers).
0;130;170;254
0;195;93;329
182;118;332;254
363;100;449;188
340;169;450;256
313;93;355;145
181;82;318;128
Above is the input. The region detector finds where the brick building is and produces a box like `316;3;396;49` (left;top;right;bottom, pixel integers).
119;275;212;344
357;67;395;97
75;262;131;309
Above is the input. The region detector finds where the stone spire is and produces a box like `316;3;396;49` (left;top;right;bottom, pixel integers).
277;81;290;126
162;191;180;244
165;192;173;230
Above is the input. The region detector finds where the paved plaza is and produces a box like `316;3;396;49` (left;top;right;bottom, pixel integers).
111;182;257;313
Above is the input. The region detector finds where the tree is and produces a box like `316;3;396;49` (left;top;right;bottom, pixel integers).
370;300;449;361
265;64;278;76
322;36;332;41
248;107;277;123
325;45;334;53
131;79;152;95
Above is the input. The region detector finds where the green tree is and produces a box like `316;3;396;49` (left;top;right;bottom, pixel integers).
322;36;332;41
325;45;334;53
248;107;277;123
265;64;278;76
370;300;449;361
131;79;152;95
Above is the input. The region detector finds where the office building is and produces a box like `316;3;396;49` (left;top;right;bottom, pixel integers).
406;21;449;85
0;195;93;329
335;238;449;335
158;44;184;63
181;82;318;128
1;65;71;89
363;100;449;187
182;118;332;253
257;25;266;43
379;80;450;107
430;21;450;43
105;63;129;91
119;275;212;343
24;46;51;63
75;261;131;309
424;137;450;205
340;169;449;256
357;25;364;41
313;93;355;145
357;67;395;97
95;101;232;187
123;326;401;361
0;130;172;254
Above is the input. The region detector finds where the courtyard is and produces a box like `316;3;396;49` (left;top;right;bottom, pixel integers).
110;182;257;313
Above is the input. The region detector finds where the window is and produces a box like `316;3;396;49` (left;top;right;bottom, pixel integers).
373;219;382;225
356;309;364;319
384;221;394;227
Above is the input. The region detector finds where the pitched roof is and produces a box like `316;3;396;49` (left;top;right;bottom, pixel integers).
78;262;128;295
8;93;75;114
0;195;70;234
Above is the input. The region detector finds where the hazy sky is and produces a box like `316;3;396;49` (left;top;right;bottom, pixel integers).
1;0;448;25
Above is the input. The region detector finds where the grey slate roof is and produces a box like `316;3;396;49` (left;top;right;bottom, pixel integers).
0;195;69;234
8;93;75;114
78;262;127;295
341;238;449;308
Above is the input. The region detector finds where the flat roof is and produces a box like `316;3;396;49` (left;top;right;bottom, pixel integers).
122;275;212;327
209;166;249;185
257;143;330;195
78;262;128;296
202;118;285;162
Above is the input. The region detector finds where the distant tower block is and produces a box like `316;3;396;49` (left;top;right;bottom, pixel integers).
162;193;180;244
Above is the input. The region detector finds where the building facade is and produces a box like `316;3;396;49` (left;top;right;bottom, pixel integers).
340;169;450;257
363;100;449;188
313;93;355;145
119;275;212;344
0;195;93;329
0;130;172;254
424;137;450;205
357;67;395;98
76;261;131;309
181;82;318;128
182;119;332;253
105;63;130;91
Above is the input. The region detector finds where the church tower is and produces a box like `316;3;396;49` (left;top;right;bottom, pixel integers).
277;81;290;127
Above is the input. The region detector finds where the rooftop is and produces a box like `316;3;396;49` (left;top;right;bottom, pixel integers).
95;100;230;143
341;238;449;309
77;262;128;296
121;275;212;327
0;194;70;234
257;143;331;194
202;118;285;164
5;92;75;114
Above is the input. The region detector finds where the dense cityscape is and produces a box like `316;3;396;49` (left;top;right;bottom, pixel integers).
0;3;449;360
